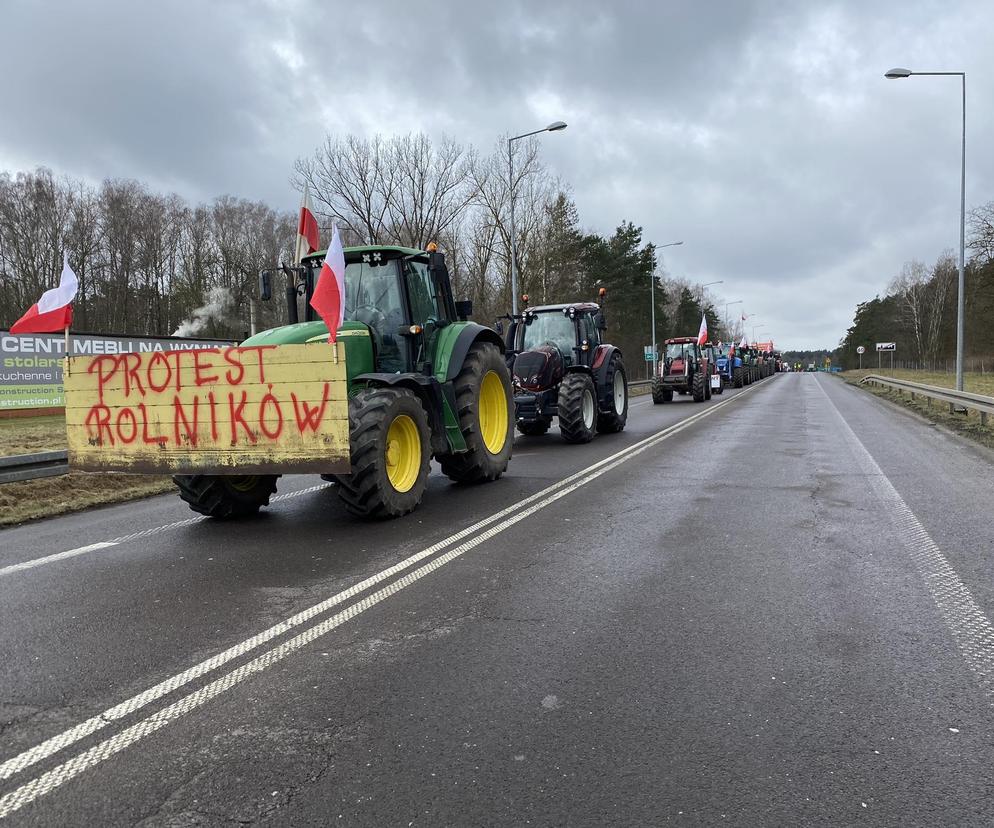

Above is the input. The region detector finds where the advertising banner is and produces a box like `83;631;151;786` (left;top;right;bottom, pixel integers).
0;331;233;411
64;344;350;475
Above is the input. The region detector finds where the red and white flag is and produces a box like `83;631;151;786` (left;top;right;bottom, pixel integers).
295;184;320;264
10;253;78;334
739;334;748;348
309;224;346;342
697;313;708;345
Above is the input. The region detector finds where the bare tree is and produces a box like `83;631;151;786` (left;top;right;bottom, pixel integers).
968;201;994;263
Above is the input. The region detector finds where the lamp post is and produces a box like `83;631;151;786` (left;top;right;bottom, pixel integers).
724;300;743;341
508;121;567;315
885;67;967;392
752;323;767;342
650;241;683;374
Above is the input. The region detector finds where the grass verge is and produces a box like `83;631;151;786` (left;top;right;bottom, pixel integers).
839;369;994;452
0;414;173;527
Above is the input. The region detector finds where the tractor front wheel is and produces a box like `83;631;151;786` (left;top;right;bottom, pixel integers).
558;373;597;444
596;355;628;433
336;388;431;518
651;377;668;404
734;367;744;388
438;342;514;483
174;474;279;519
692;371;707;402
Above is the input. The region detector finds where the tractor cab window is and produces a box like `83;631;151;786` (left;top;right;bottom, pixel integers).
344;259;405;372
520;311;577;363
665;343;695;362
404;260;440;325
581;314;600;347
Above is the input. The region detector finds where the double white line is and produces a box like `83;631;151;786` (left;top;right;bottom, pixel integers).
0;380;769;819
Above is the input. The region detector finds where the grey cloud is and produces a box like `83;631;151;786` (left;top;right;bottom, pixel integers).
1;0;991;347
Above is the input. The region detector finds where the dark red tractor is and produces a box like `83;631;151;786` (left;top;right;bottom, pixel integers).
502;294;628;443
651;337;714;403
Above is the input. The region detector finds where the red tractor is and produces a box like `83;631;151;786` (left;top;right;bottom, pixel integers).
651;337;714;404
503;294;628;443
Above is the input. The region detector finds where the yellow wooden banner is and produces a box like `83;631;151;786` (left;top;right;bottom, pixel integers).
64;344;351;475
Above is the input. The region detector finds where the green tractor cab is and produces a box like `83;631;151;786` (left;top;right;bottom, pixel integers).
174;244;514;520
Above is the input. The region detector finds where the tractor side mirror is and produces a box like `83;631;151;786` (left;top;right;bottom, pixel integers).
595;312;607;331
258;269;273;302
495;320;504;336
455;299;473;320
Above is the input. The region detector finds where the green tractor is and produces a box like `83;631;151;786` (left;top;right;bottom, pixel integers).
173;244;514;520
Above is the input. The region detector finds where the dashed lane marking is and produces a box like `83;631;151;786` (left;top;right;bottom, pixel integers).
0;377;777;818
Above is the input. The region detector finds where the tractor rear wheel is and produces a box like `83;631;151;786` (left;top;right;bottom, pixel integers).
705;375;713;400
174;474;279;519
596;355;628;433
692;371;707;402
438;342;513;483
651;377;668;404
517;417;552;436
733;367;744;388
336;388;431;518
558;373;597;444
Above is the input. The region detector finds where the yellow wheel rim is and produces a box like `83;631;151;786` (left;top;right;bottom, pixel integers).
479;370;509;455
385;414;421;493
229;476;258;493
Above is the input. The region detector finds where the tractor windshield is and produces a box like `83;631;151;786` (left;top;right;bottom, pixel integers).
665;343;694;360
520;311;576;356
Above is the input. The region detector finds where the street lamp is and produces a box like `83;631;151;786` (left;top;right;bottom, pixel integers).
752;323;767;342
724;300;743;341
650;241;683;373
508;121;568;315
885;67;967;392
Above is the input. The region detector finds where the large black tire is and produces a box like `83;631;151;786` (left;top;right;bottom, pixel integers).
704;374;713;400
596;355;628;433
651;377;668;404
173;474;279;519
438;342;513;483
336;388;431;518
733;367;744;388
558;373;597;444
692;371;706;402
517;417;551;436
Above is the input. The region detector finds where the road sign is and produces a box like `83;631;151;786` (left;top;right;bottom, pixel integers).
876;342;896;352
856;346;866;355
643;345;657;362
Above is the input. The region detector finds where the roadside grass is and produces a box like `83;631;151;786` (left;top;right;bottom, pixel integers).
0;414;67;456
0;414;172;527
840;368;994;452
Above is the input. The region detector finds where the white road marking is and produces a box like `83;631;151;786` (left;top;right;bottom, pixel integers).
0;542;118;578
816;378;994;697
0;378;775;818
0;484;334;579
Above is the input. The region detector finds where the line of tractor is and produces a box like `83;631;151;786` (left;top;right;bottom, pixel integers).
64;242;782;523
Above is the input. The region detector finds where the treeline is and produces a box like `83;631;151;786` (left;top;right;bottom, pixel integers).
0;169;295;339
2;133;742;364
836;206;994;370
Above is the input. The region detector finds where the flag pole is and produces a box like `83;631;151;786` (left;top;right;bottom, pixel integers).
64;324;71;376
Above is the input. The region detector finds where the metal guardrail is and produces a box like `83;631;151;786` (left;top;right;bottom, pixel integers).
859;375;994;425
628;379;652;394
0;450;69;484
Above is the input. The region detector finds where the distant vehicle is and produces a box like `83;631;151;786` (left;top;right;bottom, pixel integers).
651;337;712;403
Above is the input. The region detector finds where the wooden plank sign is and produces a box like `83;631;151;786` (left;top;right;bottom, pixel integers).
64;344;351;475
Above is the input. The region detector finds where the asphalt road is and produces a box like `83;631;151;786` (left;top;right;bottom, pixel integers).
2;372;994;826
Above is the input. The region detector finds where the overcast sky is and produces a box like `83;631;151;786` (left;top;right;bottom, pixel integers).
1;0;991;349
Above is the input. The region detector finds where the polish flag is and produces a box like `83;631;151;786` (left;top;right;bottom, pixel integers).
309;224;346;342
10;253;78;334
697;313;708;345
739;334;748;348
295;184;320;264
